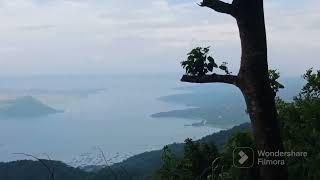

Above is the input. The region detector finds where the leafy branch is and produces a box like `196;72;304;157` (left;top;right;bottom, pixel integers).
181;47;231;76
269;69;285;95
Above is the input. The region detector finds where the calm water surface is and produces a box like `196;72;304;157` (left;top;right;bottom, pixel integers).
0;75;221;166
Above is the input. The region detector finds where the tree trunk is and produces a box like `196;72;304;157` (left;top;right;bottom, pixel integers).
235;0;287;179
182;0;288;179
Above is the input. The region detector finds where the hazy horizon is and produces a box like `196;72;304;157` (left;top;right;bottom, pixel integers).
0;1;318;179
0;75;224;166
0;0;319;77
0;72;309;79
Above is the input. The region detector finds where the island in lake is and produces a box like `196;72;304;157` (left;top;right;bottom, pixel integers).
0;96;63;118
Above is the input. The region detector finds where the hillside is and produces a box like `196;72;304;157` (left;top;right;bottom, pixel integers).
107;122;250;180
0;123;250;180
0;160;90;180
0;96;62;118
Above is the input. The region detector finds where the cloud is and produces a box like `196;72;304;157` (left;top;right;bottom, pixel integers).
14;25;56;31
0;0;319;76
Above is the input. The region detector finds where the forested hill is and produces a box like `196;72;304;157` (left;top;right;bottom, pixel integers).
0;160;90;180
108;122;250;180
0;123;250;180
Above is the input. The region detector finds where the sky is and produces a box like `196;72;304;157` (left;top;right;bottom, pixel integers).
0;0;319;76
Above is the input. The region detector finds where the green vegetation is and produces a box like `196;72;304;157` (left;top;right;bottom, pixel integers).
0;123;251;180
156;139;219;180
181;47;231;76
278;68;320;180
151;68;285;129
0;160;91;180
156;69;320;180
269;69;285;94
0;69;318;180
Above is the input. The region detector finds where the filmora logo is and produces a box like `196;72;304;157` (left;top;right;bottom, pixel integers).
233;147;254;168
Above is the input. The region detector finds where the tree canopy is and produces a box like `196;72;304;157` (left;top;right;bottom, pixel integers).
158;69;320;180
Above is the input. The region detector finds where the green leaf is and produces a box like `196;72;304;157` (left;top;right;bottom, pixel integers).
207;56;218;68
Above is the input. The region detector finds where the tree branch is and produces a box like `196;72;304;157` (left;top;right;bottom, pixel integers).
199;0;235;17
13;153;55;180
181;74;239;86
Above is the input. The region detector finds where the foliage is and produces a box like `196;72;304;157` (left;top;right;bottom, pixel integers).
224;69;320;180
277;69;320;180
2;69;320;180
181;47;231;76
156;146;182;180
156;138;219;180
156;131;258;180
219;62;231;75
0;160;91;180
156;68;320;180
0;123;251;180
269;69;285;94
299;68;320;99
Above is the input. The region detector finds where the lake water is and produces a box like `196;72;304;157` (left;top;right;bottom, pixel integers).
0;75;223;166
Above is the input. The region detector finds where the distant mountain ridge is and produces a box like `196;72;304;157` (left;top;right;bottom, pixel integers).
0;96;62;118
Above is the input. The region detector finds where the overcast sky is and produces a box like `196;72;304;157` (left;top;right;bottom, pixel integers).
0;0;319;76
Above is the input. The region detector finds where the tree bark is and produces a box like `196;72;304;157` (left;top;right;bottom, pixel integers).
183;0;288;179
235;0;287;179
181;74;238;85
